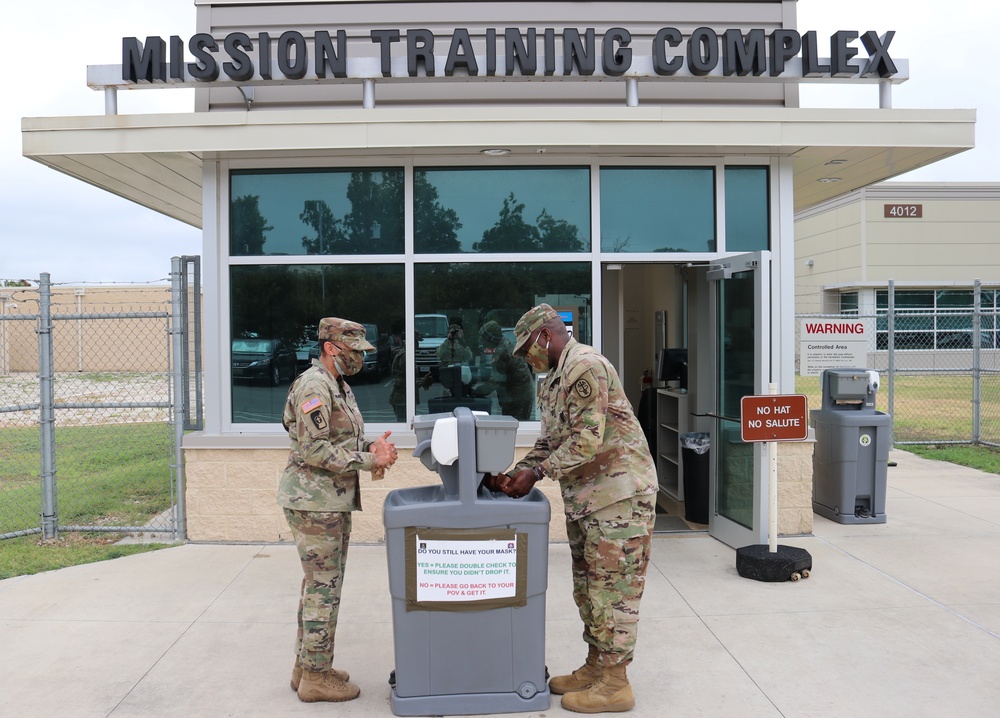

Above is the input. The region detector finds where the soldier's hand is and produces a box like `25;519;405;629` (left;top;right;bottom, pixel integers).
370;430;398;469
481;472;504;492
498;468;538;499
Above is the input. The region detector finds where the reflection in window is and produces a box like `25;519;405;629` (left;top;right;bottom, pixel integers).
413;262;591;417
725;167;769;251
230;264;404;423
230;169;404;256
414;168;590;253
600;168;715;252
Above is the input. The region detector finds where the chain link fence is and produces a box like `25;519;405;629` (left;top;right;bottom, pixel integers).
796;286;1000;447
0;258;198;542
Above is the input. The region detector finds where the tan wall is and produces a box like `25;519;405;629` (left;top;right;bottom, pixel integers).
0;285;175;374
183;441;814;542
795;183;1000;313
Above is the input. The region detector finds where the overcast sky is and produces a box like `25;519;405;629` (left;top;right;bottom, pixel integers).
3;1;996;284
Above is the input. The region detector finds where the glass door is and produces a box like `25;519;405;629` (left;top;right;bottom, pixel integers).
708;252;770;548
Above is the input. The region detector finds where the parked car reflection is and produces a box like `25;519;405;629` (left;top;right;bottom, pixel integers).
232;337;297;385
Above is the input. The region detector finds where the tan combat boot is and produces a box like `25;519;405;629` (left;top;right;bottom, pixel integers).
561;663;635;714
296;668;361;703
290;658;350;691
549;644;602;695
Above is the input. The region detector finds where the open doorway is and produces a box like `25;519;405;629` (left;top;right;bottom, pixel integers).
601;262;707;534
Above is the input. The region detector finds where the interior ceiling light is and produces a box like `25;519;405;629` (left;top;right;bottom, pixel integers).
480;148;512;156
825;159;848;165
818;177;843;183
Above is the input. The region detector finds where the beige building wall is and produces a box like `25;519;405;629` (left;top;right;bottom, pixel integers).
0;285;174;373
183;440;815;542
795;183;1000;313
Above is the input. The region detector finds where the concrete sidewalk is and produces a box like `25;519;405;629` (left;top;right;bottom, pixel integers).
2;448;1000;717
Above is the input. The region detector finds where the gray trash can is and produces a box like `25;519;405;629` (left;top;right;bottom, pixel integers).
812;368;891;524
679;432;710;524
384;407;551;716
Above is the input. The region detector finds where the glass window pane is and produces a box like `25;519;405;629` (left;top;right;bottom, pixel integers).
600;167;715;252
896;314;933;331
230;169;404;256
724;166;769;251
936;290;973;308
230;264;404;423
840;291;859;313
414;168;590;253
893;290;934;310
413;262;591;418
936;313;972;331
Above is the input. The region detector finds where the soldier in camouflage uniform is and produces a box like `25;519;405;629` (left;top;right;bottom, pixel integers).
277;317;398;703
473;320;534;420
497;304;656;714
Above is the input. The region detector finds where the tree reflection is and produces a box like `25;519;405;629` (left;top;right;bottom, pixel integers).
230;195;272;256
474;193;582;253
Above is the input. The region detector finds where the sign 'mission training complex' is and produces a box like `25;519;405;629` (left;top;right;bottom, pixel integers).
120;27;898;85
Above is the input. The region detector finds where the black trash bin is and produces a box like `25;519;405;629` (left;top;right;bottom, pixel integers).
680;432;710;524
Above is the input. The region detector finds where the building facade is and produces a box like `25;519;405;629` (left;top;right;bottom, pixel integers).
22;1;975;545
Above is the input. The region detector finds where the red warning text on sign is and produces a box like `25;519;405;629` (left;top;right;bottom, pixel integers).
740;394;809;442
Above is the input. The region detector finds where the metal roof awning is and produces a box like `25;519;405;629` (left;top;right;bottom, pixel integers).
21;105;975;228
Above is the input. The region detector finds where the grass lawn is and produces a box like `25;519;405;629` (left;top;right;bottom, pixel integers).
0;534;173;580
796;373;1000;445
903;444;1000;475
1;422;175;579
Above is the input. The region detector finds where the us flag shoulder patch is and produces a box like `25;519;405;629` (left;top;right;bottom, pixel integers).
301;397;323;413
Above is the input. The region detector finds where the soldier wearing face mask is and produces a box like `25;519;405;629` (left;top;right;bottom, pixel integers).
277;317;398;703
494;303;656;714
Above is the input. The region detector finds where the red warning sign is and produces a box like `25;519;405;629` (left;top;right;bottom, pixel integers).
740;394;809;442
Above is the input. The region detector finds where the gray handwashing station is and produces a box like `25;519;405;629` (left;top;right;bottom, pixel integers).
384;406;551;716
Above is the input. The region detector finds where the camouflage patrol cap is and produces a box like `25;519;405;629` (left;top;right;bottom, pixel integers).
318;317;375;351
480;320;502;347
513;303;560;353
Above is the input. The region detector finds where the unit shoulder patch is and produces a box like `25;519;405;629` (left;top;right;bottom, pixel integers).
574;377;593;399
310;410;328;431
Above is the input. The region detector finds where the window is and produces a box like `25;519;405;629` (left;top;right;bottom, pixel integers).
724;166;769;251
414;168;590;253
230;264;404;423
230;169;405;256
876;289;998;350
839;291;859;314
224;160;773;427
413;262;591;417
599;167;715;252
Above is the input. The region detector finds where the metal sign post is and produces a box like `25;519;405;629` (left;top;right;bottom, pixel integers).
735;384;812;582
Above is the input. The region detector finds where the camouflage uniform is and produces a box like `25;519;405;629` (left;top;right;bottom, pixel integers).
513;309;656;667
389;348;407;421
277;318;378;673
476;322;534;420
436;337;473;365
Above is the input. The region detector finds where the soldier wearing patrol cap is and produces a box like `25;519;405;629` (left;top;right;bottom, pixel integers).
473;320;534;420
277;317;398;703
496;303;657;714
